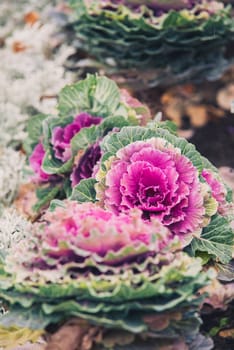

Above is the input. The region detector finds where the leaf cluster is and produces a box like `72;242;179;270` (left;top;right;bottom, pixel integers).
0;251;210;340
70;1;234;81
73;125;234;264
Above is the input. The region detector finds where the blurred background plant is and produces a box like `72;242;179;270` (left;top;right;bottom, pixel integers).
0;0;75;149
67;0;234;89
62;1;234;179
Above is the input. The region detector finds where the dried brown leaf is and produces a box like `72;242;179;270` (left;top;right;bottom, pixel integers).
24;12;40;25
163;101;183;127
101;330;135;348
143;313;182;331
185;105;209;127
219;328;234;338
45;319;100;350
14;183;41;222
12;41;28;53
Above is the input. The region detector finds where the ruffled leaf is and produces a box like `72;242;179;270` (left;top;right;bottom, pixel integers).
191;215;234;264
70;178;97;202
42;115;73;149
24;114;48;154
70;1;234;82
58;75;127;118
0;246;210;333
101;126;203;172
33;185;62;212
71;115;129;156
49;199;66;212
42;149;73;175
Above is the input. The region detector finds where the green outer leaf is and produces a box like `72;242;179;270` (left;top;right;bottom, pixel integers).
70;178;97;202
27;114;48;141
70;0;87;16
63;178;73;198
41;302;201;335
0;306;59;330
33;185;62;212
42;149;73;175
71;115;130;156
191;214;234;264
48;199;66;212
162;10;191;29
0;251;209;334
58;75;127;118
71;124;102;156
201;156;218;174
0;282;204;332
100;115;130;132
0;301;201;337
39;116;74;175
23;114;48;154
58;75;96;117
146;120;178;135
91;75;121;116
42;116;73;149
101;126;203;172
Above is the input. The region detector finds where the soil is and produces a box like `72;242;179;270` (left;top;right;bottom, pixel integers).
190;117;234;169
201;301;234;350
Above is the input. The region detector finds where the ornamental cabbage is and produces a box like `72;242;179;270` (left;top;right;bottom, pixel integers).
72;125;234;263
0;201;212;347
99;138;205;239
25;75;151;212
69;0;233;85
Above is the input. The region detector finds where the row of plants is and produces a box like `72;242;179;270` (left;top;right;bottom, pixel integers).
0;74;233;349
0;1;233;349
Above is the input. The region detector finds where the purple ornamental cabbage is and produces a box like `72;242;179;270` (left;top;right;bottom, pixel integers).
26;75;154;212
0;201;210;343
34;201;174;261
51;113;102;162
29;142;51;183
75;2;229;84
96;138;206;243
94;125;233;255
29;113;102;186
105;140;204;233
71;143;102;187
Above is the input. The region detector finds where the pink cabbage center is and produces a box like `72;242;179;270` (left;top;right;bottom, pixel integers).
103;140;205;236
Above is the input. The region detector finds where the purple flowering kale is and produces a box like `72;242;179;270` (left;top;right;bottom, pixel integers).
26;75;151;212
89;125;234;257
71;143;102;187
0;201;211;341
51;113;102;162
76;1;229;82
98;138;205;239
29;142;51;183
